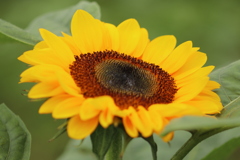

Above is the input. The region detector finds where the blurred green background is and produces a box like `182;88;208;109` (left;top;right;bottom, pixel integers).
1;0;240;159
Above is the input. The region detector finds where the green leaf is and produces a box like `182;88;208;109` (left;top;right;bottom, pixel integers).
26;1;101;38
0;19;41;45
143;136;158;160
90;125;117;160
161;116;240;137
105;129;123;160
0;103;31;160
202;136;240;160
210;60;240;118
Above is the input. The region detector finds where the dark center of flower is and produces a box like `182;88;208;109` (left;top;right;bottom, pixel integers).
69;50;178;109
95;59;158;97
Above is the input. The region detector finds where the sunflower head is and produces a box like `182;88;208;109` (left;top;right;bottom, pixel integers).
18;9;222;141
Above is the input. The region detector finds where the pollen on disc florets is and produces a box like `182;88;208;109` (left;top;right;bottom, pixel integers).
69;50;178;109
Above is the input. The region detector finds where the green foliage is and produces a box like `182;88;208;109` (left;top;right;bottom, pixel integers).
26;1;101;38
202;136;240;160
0;103;31;160
105;129;123;160
90;125;118;160
0;19;40;45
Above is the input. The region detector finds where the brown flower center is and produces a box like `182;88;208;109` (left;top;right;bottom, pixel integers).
69;50;178;109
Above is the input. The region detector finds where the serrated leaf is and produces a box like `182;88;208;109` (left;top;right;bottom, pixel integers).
210;60;240;106
90;125;117;160
0;103;31;160
202;136;240;160
0;19;41;45
26;1;101;38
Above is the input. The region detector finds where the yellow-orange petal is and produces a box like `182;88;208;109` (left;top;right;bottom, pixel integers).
117;19;141;55
174;77;209;103
39;29;75;65
103;23;119;51
99;107;114;128
142;35;176;65
148;109;163;133
162;132;174;142
175;66;214;88
122;115;139;138
172;51;207;80
67;115;99;139
131;28;149;58
20;64;63;83
28;81;64;99
160;41;193;74
71;10;104;53
184;100;221;114
52;96;84;118
34;41;48;50
18;49;62;67
61;32;81;55
136;106;153;137
79;96;117;123
56;69;80;96
39;94;71;114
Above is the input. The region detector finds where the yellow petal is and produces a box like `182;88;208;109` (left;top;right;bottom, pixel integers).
150;103;201;117
71;10;104;53
117;19;141;55
175;66;214;88
80;96;117;122
172;51;207;80
67;115;99;139
39;94;71;114
52;96;84;118
148;109;163;133
174;77;209;103
103;23;119;51
18;49;67;68
131;28;149;58
40;29;75;65
61;32;81;55
122;115;139;138
184;100;221;114
136;106;153;137
160;41;193;74
162;132;174;142
206;80;220;90
34;41;48;50
28;81;64;99
20;64;63;83
142;35;176;65
56;69;80;96
99;107;114;128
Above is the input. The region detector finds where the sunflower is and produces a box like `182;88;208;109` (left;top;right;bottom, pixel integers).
18;10;222;141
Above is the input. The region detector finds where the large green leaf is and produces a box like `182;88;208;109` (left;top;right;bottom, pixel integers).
161;116;240;137
26;1;101;38
202;136;240;160
0;103;31;160
210;60;240;107
0;19;40;45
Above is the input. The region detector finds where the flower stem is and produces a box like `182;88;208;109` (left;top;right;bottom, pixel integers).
171;128;227;160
